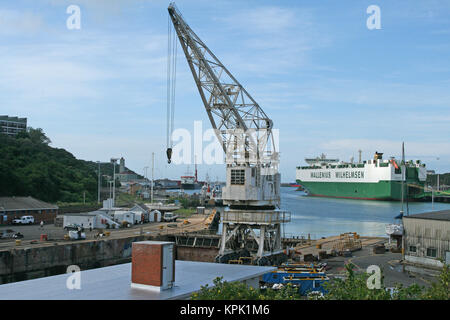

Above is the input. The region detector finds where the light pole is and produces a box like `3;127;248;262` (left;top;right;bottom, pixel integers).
111;158;119;206
151;152;155;204
143;166;149;200
108;181;113;199
97;162;111;204
436;157;440;192
97;161;101;203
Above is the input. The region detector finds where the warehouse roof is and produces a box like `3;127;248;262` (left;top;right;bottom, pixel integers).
404;210;450;221
61;211;101;217
0;197;58;212
0;260;275;300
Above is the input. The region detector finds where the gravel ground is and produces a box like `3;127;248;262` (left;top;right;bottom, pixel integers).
323;245;436;288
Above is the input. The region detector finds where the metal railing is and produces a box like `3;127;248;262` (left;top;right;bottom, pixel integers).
221;210;291;224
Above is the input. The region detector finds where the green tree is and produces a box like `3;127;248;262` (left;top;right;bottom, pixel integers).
322;262;449;300
421;263;450;300
191;264;450;300
17;127;52;145
191;277;301;300
0;127;97;203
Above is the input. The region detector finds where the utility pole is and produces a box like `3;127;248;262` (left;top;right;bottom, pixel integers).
108;181;113;199
111;158;119;206
401;142;405;263
143;166;149;200
151;152;155;204
97;161;101;203
437;173;440;192
432;187;434;210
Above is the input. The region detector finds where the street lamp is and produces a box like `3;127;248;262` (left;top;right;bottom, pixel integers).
96;161;110;204
107;181;113;199
436;157;440;192
111;158;119;206
97;161;101;203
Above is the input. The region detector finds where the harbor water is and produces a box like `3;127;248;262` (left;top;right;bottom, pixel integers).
280;187;450;238
175;187;450;239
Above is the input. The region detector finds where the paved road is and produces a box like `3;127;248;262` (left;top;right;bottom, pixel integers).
0;214;211;250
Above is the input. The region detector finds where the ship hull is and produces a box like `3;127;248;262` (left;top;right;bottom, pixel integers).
181;183;201;190
296;180;426;201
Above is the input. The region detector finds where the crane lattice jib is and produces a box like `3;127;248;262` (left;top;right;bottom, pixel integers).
168;4;277;165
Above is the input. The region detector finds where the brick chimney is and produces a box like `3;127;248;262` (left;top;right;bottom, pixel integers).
131;241;175;291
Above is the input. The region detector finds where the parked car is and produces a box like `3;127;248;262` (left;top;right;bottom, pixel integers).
64;224;84;231
162;212;178;222
12;216;34;225
0;229;24;239
68;230;86;240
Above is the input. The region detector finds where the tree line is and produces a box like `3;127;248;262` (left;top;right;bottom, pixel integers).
0;128;121;203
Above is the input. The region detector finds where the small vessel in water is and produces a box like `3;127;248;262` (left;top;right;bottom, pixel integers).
180;164;202;189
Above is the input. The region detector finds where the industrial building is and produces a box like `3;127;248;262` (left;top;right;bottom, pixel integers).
0;115;27;136
62;211;120;230
403;210;450;274
0;196;58;224
0;241;275;299
116;157;139;182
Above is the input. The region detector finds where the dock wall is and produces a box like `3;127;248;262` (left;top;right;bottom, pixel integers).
0;233;221;285
0;235;170;284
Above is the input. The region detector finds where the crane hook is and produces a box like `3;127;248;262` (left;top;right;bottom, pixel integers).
166;147;172;164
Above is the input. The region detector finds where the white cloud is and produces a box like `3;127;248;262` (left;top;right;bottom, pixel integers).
319;139;450;159
0;9;44;35
219;6;298;34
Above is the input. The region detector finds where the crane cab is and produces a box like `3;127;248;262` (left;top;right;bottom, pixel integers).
222;164;280;209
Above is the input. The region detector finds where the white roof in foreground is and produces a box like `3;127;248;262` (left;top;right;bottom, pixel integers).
0;260;275;300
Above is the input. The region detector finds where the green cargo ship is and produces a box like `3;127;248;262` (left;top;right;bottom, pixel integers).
296;152;427;201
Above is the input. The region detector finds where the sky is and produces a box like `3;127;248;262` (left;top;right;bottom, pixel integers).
1;0;450;181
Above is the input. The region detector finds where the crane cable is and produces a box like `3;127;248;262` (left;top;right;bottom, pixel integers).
166;14;177;164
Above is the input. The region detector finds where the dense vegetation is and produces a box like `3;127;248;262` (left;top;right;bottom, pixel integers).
192;263;449;300
0;128;122;203
320;263;449;300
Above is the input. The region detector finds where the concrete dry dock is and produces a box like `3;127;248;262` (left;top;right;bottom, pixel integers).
0;214;214;284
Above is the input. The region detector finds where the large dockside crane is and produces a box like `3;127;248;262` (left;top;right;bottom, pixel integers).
167;3;290;265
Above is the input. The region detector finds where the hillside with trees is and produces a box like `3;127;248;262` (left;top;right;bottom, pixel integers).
0;128;128;203
427;173;450;189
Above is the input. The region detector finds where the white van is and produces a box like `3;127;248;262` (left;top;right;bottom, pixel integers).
12;216;35;225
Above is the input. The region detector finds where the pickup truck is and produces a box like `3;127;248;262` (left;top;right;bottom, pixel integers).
163;212;178;222
12;216;34;225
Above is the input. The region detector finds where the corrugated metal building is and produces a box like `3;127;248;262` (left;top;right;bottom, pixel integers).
403;210;450;273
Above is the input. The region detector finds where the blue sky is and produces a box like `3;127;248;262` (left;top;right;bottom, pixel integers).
1;0;450;181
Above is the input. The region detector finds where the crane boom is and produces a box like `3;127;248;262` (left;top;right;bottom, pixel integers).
168;4;277;165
